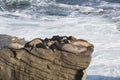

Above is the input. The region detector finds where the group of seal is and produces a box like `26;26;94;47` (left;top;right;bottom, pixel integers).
53;36;94;54
8;35;94;54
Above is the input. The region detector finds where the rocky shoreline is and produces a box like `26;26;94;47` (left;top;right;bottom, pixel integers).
0;34;94;80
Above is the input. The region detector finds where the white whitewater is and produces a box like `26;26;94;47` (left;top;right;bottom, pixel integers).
0;0;120;80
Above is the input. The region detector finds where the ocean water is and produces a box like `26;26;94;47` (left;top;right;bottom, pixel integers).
0;0;120;80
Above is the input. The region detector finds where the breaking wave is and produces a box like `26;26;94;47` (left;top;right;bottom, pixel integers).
0;0;120;80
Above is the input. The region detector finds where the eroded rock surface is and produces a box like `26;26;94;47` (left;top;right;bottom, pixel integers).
0;35;94;80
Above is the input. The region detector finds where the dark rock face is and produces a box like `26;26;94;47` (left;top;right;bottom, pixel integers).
0;35;94;80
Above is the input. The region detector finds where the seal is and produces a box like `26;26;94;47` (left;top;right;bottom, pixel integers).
69;39;94;48
55;42;87;54
24;38;43;50
44;38;55;49
8;43;24;49
51;35;68;43
46;40;55;49
67;36;77;41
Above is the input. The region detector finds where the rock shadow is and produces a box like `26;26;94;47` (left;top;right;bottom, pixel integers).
75;70;84;80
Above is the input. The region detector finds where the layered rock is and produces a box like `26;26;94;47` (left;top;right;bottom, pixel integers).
0;35;94;80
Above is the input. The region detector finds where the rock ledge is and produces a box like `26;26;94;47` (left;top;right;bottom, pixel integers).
0;35;94;80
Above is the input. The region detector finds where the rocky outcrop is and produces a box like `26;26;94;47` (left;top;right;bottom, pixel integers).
0;35;94;80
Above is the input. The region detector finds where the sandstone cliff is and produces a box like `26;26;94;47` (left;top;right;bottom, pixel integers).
0;35;94;80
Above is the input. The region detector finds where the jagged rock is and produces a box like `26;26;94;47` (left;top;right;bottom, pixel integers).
0;35;94;80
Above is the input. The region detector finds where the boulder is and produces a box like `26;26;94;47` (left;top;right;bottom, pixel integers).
0;35;94;80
